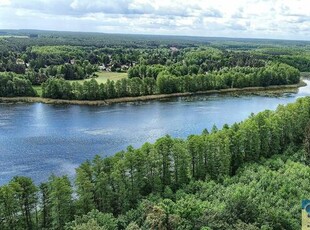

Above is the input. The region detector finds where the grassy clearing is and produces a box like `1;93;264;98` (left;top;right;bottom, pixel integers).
71;71;127;84
32;71;127;96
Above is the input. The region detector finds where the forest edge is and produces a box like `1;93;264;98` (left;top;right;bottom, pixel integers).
0;80;306;106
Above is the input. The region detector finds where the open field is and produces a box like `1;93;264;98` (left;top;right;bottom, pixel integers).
32;71;127;96
70;71;127;84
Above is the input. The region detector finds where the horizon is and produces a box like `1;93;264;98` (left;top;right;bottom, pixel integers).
2;28;310;43
0;0;310;41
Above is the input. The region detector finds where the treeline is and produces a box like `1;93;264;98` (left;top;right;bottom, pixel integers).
0;30;207;51
252;47;310;72
128;48;265;79
2;31;310;85
0;97;309;229
3;36;310;86
0;72;37;97
41;63;300;100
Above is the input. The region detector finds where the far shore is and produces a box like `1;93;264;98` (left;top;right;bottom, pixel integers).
0;81;307;106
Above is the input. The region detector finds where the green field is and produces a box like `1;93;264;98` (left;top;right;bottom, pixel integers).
71;71;127;84
32;71;127;96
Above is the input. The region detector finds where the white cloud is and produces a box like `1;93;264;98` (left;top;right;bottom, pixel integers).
0;0;11;6
0;0;310;40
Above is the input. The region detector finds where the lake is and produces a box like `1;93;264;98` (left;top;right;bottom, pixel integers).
1;80;310;185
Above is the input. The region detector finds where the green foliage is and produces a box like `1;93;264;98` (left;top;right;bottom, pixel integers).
304;123;310;164
0;177;37;230
10;177;38;230
42;77;73;99
0;184;19;229
66;210;117;230
49;175;74;230
1;32;307;101
68;96;310;228
2;30;310;229
41;63;300;100
0;72;37;97
31;45;85;57
1;96;309;229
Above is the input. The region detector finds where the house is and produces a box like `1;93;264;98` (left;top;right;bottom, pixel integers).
121;65;129;71
16;59;25;65
98;64;106;71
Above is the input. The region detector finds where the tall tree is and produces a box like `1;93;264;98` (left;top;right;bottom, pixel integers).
11;176;38;230
49;175;74;230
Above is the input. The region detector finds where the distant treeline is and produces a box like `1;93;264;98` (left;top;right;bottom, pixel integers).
41;63;300;100
2;33;310;102
2;35;310;85
0;96;309;229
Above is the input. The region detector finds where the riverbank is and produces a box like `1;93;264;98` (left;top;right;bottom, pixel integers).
0;81;307;106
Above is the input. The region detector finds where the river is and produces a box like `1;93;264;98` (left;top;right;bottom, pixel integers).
0;80;310;185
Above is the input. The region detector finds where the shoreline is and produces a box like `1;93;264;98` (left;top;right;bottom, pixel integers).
0;81;307;106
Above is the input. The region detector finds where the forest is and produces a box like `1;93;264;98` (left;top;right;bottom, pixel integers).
1;30;310;230
0;30;309;100
0;96;310;229
40;63;300;100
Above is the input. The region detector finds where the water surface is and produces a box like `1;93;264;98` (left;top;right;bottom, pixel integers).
1;80;309;184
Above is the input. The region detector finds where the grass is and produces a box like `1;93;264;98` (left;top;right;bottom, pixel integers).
32;71;127;96
33;85;43;97
302;210;309;230
71;71;127;84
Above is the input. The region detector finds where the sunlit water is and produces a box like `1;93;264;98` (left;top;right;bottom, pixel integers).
1;80;310;185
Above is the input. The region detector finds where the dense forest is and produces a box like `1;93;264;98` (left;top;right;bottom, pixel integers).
0;30;308;99
1;97;309;229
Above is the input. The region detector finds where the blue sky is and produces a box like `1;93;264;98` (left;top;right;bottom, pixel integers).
0;0;310;40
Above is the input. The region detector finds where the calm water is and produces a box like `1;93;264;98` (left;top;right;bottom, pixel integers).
1;80;310;185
